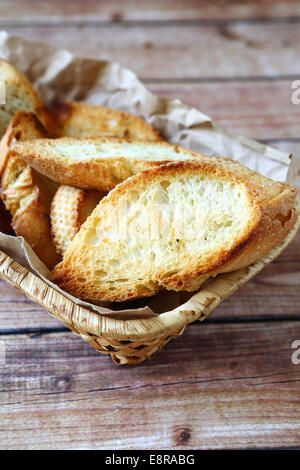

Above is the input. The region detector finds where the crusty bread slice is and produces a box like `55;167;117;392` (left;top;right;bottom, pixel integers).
0;59;50;137
11;137;208;191
50;100;162;141
52;159;298;303
49;102;159;254
51;185;105;256
0;111;60;269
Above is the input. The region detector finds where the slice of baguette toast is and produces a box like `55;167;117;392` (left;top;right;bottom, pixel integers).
49;102;159;254
52;159;298;303
0;59;50;137
11;137;208;191
0;111;60;269
50;100;162;141
51;185;105;256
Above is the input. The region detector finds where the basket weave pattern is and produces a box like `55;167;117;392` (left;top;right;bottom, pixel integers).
0;216;299;365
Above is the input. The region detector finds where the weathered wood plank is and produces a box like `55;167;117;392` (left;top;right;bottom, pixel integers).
1;1;300;22
1;321;300;449
149;81;300;140
3;22;300;79
0;0;299;451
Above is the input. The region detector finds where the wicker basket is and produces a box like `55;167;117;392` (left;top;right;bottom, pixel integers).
0;215;299;365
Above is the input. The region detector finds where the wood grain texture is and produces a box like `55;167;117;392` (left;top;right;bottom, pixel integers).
3;21;300;79
1;0;300;449
149;81;300;140
1;0;300;22
1;321;300;449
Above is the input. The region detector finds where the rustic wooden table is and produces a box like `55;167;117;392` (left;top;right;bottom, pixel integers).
1;0;300;450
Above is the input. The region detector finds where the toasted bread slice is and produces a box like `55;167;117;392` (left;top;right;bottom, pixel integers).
11;137;208;191
51;185;105;256
0;111;60;269
50;100;162;141
49;102;159;254
52;159;298;303
0;59;50;137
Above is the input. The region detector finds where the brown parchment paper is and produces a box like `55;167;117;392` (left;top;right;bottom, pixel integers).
0;30;298;319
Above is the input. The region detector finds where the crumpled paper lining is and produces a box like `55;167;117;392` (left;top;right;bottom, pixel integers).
0;30;298;319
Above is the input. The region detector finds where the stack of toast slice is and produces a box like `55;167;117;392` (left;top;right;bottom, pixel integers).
0;61;163;269
0;60;298;304
0;110;60;269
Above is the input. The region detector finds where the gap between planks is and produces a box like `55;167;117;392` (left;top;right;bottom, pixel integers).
2;17;300;27
1;0;300;23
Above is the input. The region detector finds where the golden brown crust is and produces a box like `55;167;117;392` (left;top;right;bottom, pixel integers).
12;189;60;269
0;111;60;269
212;187;297;273
157;160;299;291
50;158;298;303
49;100;162;252
0;111;47;178
49;100;162;141
10;137;207;191
0;59;51;136
47;102;161;252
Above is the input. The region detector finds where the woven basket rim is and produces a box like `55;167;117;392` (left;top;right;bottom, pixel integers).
0;213;299;341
